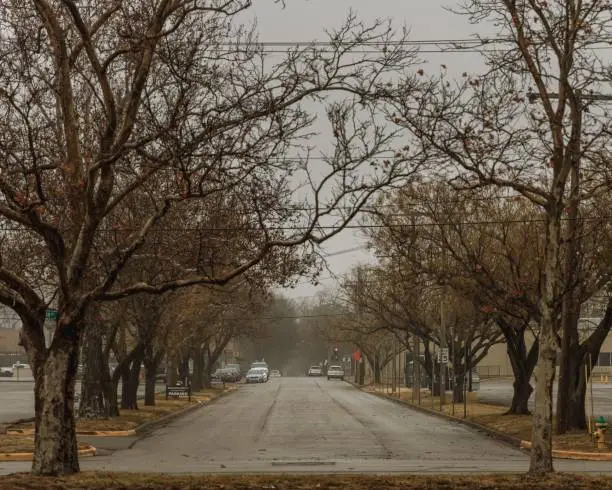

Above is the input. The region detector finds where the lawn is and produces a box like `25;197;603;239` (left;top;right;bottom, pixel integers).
1;473;611;489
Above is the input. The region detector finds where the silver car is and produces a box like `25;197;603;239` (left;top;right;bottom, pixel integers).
246;368;267;383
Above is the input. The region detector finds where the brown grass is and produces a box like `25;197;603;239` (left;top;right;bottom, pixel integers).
7;386;228;433
1;472;611;489
371;386;610;453
0;435;89;454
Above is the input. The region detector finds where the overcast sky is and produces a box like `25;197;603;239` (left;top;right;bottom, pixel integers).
237;0;494;300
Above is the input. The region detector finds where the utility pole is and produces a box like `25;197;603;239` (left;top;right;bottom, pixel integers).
440;295;446;410
414;334;421;405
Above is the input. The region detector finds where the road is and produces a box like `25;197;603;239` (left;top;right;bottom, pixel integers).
0;381;147;423
3;377;612;475
55;377;612;474
478;378;612;420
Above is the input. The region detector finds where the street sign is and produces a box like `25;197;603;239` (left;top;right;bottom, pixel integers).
441;348;449;364
45;309;58;320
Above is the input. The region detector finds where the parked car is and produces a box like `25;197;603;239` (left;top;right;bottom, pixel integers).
212;367;241;383
327;365;345;380
251;361;269;381
270;369;281;377
308;365;322;377
12;362;30;370
245;368;267;383
0;367;13;377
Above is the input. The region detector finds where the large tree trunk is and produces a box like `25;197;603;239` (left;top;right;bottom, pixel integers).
143;350;164;406
122;348;144;410
556;150;582;434
143;363;157;406
453;372;465;403
32;333;81;475
556;290;581;433
559;304;612;432
191;349;204;391
498;319;539;415
510;369;534;415
79;322;110;419
529;213;561;474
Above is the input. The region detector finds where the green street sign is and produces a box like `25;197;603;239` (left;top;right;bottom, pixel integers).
45;309;58;320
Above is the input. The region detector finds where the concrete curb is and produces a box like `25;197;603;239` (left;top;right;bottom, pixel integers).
519;440;612;461
353;382;612;461
7;427;137;437
0;444;96;462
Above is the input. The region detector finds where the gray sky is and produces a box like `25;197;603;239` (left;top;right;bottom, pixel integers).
238;0;493;300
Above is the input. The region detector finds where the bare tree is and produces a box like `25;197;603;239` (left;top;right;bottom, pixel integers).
0;1;427;474
384;0;611;472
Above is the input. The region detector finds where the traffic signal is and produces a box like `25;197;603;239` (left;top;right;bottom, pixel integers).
333;347;339;360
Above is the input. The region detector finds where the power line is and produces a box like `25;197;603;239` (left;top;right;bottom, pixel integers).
0;215;610;234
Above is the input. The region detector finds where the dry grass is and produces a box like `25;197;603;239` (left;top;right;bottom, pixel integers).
0;435;89;454
371;387;611;453
1;472;611;489
7;387;228;433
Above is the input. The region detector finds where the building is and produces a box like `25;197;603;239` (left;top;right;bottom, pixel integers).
477;295;612;377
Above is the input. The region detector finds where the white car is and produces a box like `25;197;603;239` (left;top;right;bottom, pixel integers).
308;365;322;376
246;368;267;383
12;362;30;370
270;370;281;377
251;361;269;381
327;365;345;380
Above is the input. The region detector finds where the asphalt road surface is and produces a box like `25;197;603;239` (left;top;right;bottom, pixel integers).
3;377;612;475
0;380;147;423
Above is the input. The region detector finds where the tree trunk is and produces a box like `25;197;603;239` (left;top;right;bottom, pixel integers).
510;371;534;415
453;373;465;403
556;147;582;435
556;293;581;433
167;355;178;386
191;349;204;391
529;213;561;474
498;319;539;415
144;363;157;407
32;334;81;475
202;348;213;389
562;353;588;431
143;347;164;406
79;322;110;419
122;349;143;410
178;357;189;386
120;363;131;409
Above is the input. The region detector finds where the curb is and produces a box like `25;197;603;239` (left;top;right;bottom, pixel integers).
0;444;96;462
7;427;137;437
354;383;612;461
519;440;612;461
